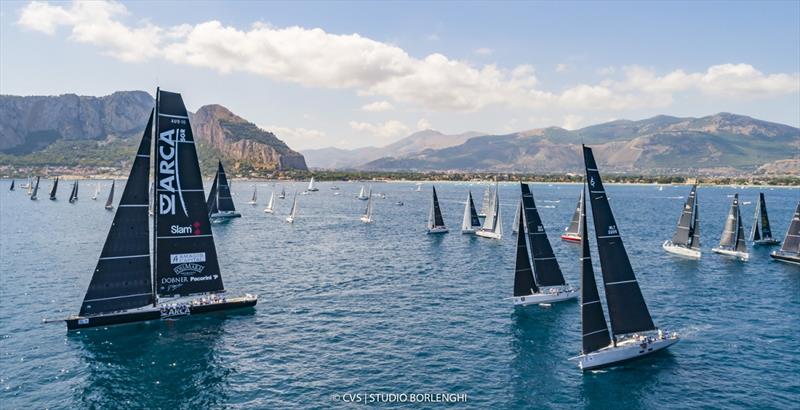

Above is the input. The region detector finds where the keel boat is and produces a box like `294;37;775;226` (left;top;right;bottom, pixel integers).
750;193;780;246
561;191;583;243
662;184;701;259
426;186;448;234
712;194;749;261
770;201;800;265
476;182;502;239
207;161;242;221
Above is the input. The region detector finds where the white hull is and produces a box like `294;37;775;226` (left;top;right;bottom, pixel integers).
574;334;679;371
513;288;578;306
712;247;749;261
662;241;701;259
427;226;448;234
360;216;373;224
247;201;257;205
475;229;502;240
286;216;295;223
263;208;274;213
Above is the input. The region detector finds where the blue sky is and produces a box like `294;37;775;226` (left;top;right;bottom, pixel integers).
1;1;798;150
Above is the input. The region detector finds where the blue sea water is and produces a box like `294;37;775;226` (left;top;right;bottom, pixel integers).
1;180;798;409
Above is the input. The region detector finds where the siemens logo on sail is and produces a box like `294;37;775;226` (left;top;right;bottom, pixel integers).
158;128;187;216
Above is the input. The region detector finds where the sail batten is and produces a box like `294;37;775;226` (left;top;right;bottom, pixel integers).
521;183;566;287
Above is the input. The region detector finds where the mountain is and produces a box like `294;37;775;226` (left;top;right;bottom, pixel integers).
363;113;799;175
301;129;483;169
0;91;307;173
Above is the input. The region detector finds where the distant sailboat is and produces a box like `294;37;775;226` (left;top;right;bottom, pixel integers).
512;201;521;234
60;91;257;331
49;177;59;200
426;186;448;234
476;182;502;239
750;193;779;246
105;180;115;210
360;188;374;223
561;191;583;243
207;161;242;221
662;185;701;259
9;180;14;191
460;191;482;234
22;177;31;190
307;177;319;192
415;183;422;192
92;182;100;200
712;194;749;261
770;201;800;265
247;185;258;205
279;186;286;199
357;185;369;200
264;191;275;213
479;185;492;217
286;193;298;223
68;180;79;203
30;177;40;200
512;183;578;306
571;145;679;371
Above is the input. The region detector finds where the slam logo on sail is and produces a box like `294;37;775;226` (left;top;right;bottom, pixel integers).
158;126;188;217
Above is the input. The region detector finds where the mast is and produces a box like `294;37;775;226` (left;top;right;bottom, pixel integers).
521;183;566;286
583;145;656;337
565;191;582;235
154;89;224;297
79;110;155;316
513;202;538;297
580;183;611;354
719;194;740;248
777;202;800;254
671;185;697;247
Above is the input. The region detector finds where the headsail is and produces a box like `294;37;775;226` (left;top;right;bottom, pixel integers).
31;176;40;200
105;180;115;208
215;161;236;212
49;177;58;200
583;145;656;336
565;191;582;236
513;202;538;297
154;89;224;297
480;183;502;235
719;194;740;248
480;185;492;216
758;193;773;240
735;199;747;252
521;183;566;287
206;172;219;216
468;192;481;227
671;185;697;247
777;202;800;254
461;191;481;231
79;110;155;316
9;180;14;191
579;184;611;354
431;186;445;228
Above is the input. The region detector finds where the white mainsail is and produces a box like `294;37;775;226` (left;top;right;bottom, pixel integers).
264;191;275;213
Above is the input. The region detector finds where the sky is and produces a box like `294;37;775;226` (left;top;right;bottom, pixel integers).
1;0;799;150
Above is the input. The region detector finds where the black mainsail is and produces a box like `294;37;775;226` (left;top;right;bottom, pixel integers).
750;193;775;242
69;180;79;203
215;161;237;212
154;89;224;297
30;176;40;200
564;191;582;236
671;185;699;249
105;180;115;209
513;203;538;297
49;177;59;200
521;183;566;287
79;111;155;316
719;194;746;252
9;180;14;191
431;186;445;228
468;191;481;227
206;173;219;216
583;145;656;336
776;202;800;256
579;184;612;354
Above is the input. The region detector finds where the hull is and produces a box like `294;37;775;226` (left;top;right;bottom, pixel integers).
210;211;242;219
561;233;581;243
662;241;701;259
712;247;749;261
105;205;113;210
360;216;373;223
357;197;369;201
770;251;800;265
307;188;319;192
753;239;780;246
286;217;295;223
66;295;257;330
576;335;679;371
461;228;476;234
513;289;578;306
427;226;448;234
263;208;274;213
475;230;502;240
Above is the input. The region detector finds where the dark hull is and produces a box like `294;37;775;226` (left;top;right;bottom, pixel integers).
66;298;257;331
770;252;800;265
753;239;780;246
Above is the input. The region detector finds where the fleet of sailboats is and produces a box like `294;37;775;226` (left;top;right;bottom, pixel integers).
770;201;800;265
750;193;779;246
712;194;749;261
663;185;701;259
460;191;481;234
426;186;448;234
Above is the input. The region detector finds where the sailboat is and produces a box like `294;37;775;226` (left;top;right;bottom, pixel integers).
750;193;779;246
307;176;319;192
207;161;242;221
30;177;39;200
360;188;374;223
712;194;749;261
561;191;583;243
356;185;369;200
512;184;578;306
68;180;79;203
49;177;59;200
22;177;31;190
105;180;115;210
92;182;100;200
264;191;275;213
60;90;257;331
479;185;492;217
476;182;502;239
662;185;701;259
460;191;482;234
247;185;258;205
9;180;14;191
571;145;679;371
279;186;286;199
512;200;521;235
426;186;448;234
770;201;800;265
415;183;422;192
286;193;298;223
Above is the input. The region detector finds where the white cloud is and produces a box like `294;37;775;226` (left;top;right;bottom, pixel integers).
265;125;327;150
361;101;394;112
474;47;493;56
555;63;570;73
561;114;584;130
17;1;800;113
417;118;432;130
349;120;410;144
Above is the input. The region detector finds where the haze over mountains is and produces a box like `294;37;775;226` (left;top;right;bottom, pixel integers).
305;113;799;175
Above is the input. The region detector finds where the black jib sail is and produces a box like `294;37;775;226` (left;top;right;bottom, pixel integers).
513;202;538;297
154;89;224;297
521;183;566;286
580;185;611;354
69;180;79;203
206;172;219;216
565;191;582;236
734;197;747;252
671;185;698;247
468;192;481;227
432;186;445;227
9;180;14;191
215;161;236;212
583;145;656;336
79;110;155;316
105;180;115;208
49;177;59;200
777;202;800;255
719;194;740;249
30;176;40;200
751;193;774;241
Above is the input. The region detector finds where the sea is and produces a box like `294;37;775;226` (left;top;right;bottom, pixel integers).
1;180;798;409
